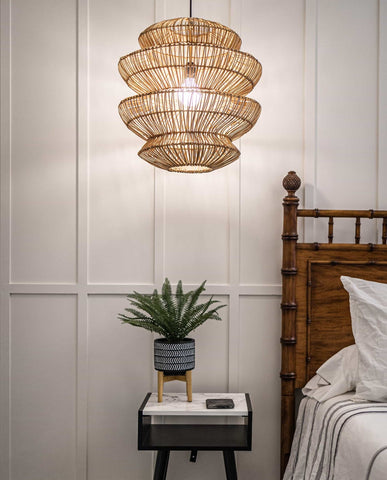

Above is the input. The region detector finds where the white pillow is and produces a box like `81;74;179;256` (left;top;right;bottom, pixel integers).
341;276;387;402
302;344;358;401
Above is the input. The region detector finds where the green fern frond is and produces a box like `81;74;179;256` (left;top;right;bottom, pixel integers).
118;278;225;341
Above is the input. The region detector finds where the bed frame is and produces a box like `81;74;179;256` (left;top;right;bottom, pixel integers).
280;171;387;477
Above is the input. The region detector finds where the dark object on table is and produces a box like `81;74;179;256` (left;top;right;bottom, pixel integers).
206;398;235;409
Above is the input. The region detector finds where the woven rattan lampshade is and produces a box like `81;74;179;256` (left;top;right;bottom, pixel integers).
118;17;262;173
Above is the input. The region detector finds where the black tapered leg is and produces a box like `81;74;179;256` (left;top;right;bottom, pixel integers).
153;450;170;480
223;450;238;480
189;450;198;462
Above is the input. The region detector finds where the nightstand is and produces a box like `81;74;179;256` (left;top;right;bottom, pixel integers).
138;392;252;479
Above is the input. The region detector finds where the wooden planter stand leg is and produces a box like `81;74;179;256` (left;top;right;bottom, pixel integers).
157;370;193;402
186;370;192;402
157;371;164;403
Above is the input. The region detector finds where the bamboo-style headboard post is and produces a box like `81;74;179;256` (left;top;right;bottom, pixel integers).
280;171;301;477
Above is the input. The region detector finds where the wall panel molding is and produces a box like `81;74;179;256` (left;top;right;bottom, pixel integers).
0;291;10;480
0;0;11;288
304;0;318;244
228;163;242;391
76;0;90;479
227;0;243;391
153;0;166;287
0;0;11;477
3;282;282;296
304;0;318;209
153;169;166;285
378;0;387;210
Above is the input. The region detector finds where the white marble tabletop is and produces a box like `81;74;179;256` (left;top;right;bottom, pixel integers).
143;393;249;416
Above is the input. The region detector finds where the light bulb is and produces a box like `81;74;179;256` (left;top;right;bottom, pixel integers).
178;62;201;107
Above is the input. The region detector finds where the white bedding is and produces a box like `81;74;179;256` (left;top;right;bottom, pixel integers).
284;393;387;480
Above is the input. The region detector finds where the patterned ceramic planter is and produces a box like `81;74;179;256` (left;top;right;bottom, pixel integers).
154;338;195;374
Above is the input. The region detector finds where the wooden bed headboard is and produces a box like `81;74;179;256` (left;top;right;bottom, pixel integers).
280;171;387;477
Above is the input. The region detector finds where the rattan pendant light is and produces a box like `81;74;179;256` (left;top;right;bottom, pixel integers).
118;7;262;173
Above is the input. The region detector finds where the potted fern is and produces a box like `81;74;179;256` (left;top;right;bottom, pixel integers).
118;278;225;374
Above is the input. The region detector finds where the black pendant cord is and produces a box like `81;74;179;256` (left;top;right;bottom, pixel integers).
189;0;192;17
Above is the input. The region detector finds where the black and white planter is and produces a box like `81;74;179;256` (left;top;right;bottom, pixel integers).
154;338;195;375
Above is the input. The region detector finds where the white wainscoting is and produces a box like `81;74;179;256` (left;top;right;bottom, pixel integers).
304;0;385;244
0;0;386;479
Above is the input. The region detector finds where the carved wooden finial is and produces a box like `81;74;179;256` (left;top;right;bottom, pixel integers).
283;171;301;196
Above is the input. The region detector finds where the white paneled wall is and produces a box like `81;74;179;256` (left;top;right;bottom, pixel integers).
10;0;77;283
305;0;386;244
10;295;77;479
240;0;304;285
316;0;378;205
87;296;153;480
0;1;386;480
88;0;156;285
